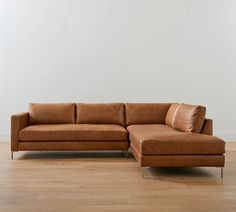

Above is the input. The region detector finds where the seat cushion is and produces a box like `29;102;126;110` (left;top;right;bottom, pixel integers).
125;103;171;125
29;103;75;124
77;103;125;126
127;124;225;155
19;124;128;141
173;103;206;133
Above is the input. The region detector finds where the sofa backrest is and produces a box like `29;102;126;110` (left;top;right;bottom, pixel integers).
76;103;125;126
29;103;75;124
28;102;206;132
125;103;171;126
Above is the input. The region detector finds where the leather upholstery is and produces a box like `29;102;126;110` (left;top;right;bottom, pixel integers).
173;103;206;133
201;119;213;135
125;103;171;125
19;124;128;141
11;102;225;169
11;112;29;151
29;103;75;124
77;103;125;126
128;124;225;155
165;103;180;127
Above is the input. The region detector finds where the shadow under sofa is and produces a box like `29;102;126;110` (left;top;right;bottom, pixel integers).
11;102;225;178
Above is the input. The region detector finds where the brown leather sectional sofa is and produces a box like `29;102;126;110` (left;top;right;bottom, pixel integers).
11;103;225;177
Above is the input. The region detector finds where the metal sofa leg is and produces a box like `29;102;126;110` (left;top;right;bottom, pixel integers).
141;167;145;178
126;148;130;158
221;167;223;179
11;151;14;160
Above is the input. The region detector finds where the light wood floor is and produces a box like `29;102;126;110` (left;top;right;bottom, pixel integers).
0;143;236;212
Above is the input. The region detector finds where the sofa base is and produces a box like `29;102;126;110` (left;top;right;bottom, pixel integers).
17;141;129;151
131;143;225;178
131;143;225;167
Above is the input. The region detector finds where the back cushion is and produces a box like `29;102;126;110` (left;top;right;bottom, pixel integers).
173;103;206;133
165;103;180;127
125;103;171;126
29;103;75;124
76;103;125;126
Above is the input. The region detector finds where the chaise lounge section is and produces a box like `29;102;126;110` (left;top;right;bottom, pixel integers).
125;103;225;177
11;102;225;178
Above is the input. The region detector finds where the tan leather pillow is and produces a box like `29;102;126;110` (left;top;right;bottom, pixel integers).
165;103;180;127
76;103;125;126
125;103;171;125
29;103;75;124
173;103;206;133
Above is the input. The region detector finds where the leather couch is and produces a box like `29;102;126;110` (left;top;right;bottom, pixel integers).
11;102;225;177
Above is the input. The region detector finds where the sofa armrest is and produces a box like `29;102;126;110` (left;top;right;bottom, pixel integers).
11;112;29;151
201;118;213;135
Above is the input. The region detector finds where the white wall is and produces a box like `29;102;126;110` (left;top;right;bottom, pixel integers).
0;0;236;141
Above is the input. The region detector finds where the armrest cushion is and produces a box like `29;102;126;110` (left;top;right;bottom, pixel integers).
201;118;213;135
11;112;29;151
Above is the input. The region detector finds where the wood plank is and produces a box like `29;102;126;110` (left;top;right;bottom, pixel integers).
0;142;235;212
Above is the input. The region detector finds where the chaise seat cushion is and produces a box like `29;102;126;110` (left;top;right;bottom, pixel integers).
127;124;225;155
19;124;128;141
